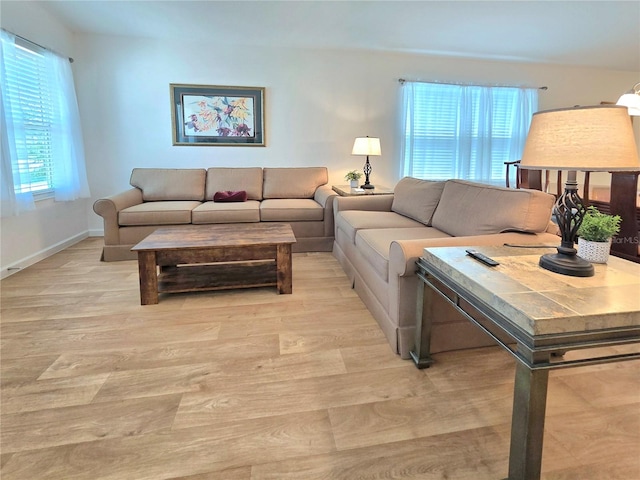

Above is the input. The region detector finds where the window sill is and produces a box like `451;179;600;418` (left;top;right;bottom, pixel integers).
33;190;54;202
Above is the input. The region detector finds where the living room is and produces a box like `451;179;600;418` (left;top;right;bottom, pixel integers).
1;0;639;274
1;1;639;479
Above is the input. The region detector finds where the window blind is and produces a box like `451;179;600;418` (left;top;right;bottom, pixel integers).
401;82;538;185
3;39;55;194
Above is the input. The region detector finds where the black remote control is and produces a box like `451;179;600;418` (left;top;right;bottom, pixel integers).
465;249;499;266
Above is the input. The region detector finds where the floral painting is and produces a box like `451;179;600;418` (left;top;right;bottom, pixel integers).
171;84;265;146
183;95;254;137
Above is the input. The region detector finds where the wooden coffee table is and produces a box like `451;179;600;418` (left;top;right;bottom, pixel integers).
131;223;296;305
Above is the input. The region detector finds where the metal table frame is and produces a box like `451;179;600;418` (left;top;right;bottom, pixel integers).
411;256;640;480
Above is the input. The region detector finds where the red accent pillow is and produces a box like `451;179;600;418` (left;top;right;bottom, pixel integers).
213;190;248;202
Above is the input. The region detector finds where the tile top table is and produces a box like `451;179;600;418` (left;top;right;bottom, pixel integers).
412;245;640;480
422;245;640;337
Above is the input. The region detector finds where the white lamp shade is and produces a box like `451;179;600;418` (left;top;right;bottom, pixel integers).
617;92;640;116
352;137;381;156
520;105;639;172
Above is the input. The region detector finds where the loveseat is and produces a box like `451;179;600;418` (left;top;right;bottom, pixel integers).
93;167;336;261
333;177;560;359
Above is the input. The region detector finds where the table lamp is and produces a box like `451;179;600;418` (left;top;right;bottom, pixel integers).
519;105;639;277
352;136;381;189
616;82;640;116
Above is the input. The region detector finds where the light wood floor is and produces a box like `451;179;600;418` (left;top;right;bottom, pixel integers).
1;238;638;479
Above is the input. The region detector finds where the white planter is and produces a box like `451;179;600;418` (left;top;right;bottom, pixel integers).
350;179;359;188
577;237;612;264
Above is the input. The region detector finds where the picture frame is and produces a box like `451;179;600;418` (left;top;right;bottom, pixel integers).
170;84;265;146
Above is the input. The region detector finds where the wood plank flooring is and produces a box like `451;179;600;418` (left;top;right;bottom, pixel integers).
1;237;638;479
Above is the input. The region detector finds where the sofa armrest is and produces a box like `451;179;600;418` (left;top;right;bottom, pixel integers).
334;194;394;213
93;188;143;244
314;185;338;237
545;220;560;236
389;232;561;277
314;184;337;207
333;195;395;226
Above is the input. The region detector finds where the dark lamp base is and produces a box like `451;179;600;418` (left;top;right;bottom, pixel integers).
539;252;594;277
361;184;375;189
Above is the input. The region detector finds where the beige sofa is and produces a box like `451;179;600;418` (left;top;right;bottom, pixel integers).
94;167;336;261
333;177;560;359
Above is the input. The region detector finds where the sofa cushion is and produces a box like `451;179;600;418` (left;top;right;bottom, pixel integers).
205;168;263;201
130;168;206;201
391;177;445;225
119;201;201;226
260;199;324;221
336;210;424;244
192;200;260;224
355;227;452;281
262;167;328;199
431;179;555;237
213;190;248;202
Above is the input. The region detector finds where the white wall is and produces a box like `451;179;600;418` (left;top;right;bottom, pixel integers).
1;1;638;276
76;33;638;236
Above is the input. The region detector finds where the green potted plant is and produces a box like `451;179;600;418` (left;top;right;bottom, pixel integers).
345;170;362;188
576;206;621;263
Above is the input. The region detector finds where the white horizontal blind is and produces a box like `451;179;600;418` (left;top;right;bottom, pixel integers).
3;40;55;194
402;82;538;185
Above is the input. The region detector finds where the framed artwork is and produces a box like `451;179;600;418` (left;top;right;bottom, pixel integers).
170;84;265;146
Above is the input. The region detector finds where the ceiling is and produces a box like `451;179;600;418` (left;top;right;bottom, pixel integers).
36;0;640;71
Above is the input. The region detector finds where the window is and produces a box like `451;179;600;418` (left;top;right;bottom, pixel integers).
401;81;538;186
3;39;55;194
1;30;89;216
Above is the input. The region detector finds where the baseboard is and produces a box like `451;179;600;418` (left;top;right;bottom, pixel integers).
1;231;90;279
88;228;104;237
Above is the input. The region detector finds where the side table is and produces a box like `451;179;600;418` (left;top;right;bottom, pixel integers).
332;185;394;196
412;245;640;480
